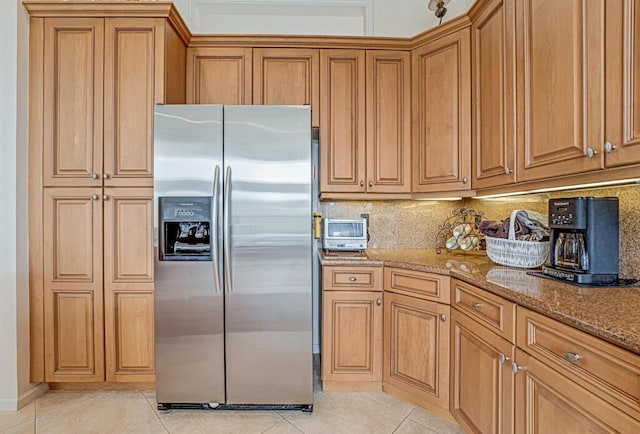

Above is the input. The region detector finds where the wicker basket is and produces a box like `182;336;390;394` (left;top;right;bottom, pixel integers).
485;210;550;268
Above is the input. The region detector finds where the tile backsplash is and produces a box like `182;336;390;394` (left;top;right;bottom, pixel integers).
319;183;640;278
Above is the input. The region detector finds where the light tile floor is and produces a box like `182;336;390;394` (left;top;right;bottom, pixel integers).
0;389;464;434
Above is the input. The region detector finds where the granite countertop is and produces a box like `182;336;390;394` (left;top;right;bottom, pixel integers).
320;248;640;355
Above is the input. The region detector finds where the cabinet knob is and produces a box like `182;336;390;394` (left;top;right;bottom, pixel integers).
368;181;373;187
505;167;512;175
604;141;617;153
499;353;510;364
462;177;468;184
103;172;110;180
360;180;365;187
91;194;99;201
511;361;526;374
103;194;109;201
376;298;381;306
471;302;481;310
440;314;447;322
564;352;581;362
586;147;598;158
91;172;99;180
349;277;357;282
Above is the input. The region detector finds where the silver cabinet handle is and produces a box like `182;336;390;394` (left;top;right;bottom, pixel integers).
511;361;526;374
212;165;221;294
462;177;468;184
586;147;598;158
604;141;616;153
91;194;99;201
471;302;481;310
440;314;447;322
359;180;365;187
376;298;381;306
368;181;373;187
103;173;109;180
505;167;512;175
91;172;99;180
564;352;581;362
349;277;357;282
499;353;510;364
224;166;232;294
102;194;109;201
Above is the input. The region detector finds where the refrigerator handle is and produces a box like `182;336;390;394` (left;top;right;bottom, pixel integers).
212;164;221;294
224;166;233;293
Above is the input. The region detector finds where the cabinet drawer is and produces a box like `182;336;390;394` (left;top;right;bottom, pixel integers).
517;306;640;418
322;266;382;291
452;279;515;343
383;267;450;302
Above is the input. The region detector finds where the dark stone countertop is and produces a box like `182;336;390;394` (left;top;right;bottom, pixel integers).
320;248;640;355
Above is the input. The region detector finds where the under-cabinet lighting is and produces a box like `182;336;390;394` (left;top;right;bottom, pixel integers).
414;197;463;201
474;178;640;199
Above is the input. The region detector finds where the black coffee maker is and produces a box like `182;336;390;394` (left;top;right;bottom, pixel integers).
542;197;619;284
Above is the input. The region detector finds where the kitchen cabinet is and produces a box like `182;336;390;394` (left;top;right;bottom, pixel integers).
253;48;319;127
28;5;187;383
412;28;471;194
322;266;383;390
383;268;450;412
514;0;605;182
605;0;640;168
470;0;516;189
449;279;516;434
186;47;253;104
320;49;411;197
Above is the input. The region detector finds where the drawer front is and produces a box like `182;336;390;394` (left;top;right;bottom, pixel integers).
323;266;382;291
452;279;515;343
383;267;450;302
517;306;640;417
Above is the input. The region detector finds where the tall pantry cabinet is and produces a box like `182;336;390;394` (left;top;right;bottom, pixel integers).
26;2;188;384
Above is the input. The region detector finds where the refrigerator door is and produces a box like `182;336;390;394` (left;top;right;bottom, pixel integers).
154;104;225;405
223;105;313;405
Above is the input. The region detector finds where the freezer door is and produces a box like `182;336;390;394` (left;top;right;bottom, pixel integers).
154;104;225;405
223;105;313;405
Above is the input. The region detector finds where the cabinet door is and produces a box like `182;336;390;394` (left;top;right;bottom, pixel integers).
253;48;319;126
514;349;640;433
320;49;366;193
43;188;104;382
451;309;514;434
43;18;104;188
186;47;252;104
322;291;382;388
471;0;516;189
365;50;411;194
515;0;604;181
384;292;450;410
103;188;155;382
103;18;165;187
412;29;471;193
606;0;640;167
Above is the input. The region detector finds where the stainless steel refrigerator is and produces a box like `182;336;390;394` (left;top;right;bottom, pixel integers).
153;105;313;411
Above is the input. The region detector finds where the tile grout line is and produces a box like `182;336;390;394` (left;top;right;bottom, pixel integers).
141;391;171;433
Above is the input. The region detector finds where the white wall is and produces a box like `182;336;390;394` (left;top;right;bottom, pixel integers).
177;0;473;36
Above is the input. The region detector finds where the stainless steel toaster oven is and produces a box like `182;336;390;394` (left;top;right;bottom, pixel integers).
322;218;367;251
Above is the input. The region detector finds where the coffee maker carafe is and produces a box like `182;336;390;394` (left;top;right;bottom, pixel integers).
542;197;619;284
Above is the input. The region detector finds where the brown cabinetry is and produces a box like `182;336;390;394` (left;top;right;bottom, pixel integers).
471;0;516;189
383;268;450;413
320;49;411;197
186;47;252;104
28;6;186;383
322;266;383;391
412;28;471;194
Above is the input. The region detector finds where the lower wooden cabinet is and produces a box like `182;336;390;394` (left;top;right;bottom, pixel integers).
450;308;514;434
383;291;450;411
322;266;383;390
514;348;640;433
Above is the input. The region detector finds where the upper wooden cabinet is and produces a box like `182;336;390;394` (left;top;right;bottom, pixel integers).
41;16;180;188
186;47;252;105
605;0;640;168
320;49;411;197
253;48;319;127
471;0;516;189
412;28;471;194
515;0;605;182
